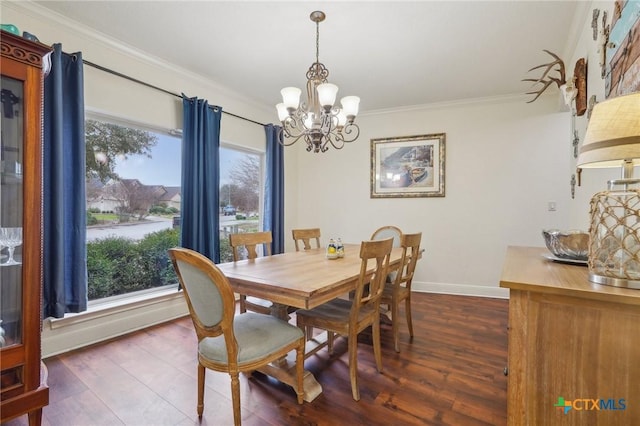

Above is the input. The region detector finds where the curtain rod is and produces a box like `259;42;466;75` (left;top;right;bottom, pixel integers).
82;59;267;127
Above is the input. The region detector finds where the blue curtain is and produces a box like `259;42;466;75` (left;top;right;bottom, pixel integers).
180;96;222;262
264;124;285;254
43;44;87;318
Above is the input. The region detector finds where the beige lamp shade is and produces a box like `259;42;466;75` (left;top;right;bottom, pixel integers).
577;92;640;169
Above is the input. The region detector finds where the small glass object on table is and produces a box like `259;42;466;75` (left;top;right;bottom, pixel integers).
326;238;338;259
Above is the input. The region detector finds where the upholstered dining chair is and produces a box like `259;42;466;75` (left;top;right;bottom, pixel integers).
380;232;422;352
292;228;321;251
371;225;403;248
295;237;393;401
371;225;403;284
167;247;304;426
229;231;274;315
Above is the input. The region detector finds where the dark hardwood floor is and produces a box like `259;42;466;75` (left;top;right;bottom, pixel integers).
5;293;508;426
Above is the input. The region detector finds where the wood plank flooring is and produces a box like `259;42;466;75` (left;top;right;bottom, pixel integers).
5;293;509;426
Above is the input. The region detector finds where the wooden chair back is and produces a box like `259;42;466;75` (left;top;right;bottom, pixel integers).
229;231;272;261
229;231;274;314
292;228;321;251
395;232;422;291
352;237;394;321
294;237;393;401
371;225;403;248
380;232;422;352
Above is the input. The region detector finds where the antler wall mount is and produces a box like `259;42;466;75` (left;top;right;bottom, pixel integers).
522;50;567;103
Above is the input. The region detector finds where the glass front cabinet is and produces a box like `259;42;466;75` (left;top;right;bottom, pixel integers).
1;31;51;425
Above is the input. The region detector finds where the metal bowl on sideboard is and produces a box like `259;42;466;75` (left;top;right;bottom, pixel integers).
542;229;589;261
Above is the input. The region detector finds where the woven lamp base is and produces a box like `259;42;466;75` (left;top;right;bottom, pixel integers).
588;179;640;289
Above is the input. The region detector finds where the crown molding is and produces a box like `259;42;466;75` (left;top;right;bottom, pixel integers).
8;1;274;119
361;92;558;117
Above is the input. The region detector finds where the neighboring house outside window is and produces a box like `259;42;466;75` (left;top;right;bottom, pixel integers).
159;186;181;211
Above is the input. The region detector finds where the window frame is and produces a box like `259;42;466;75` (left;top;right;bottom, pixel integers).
82;113;267;304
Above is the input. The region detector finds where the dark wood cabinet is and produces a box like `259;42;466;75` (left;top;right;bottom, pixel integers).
1;30;51;425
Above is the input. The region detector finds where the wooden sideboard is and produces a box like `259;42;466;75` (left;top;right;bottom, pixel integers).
500;246;640;426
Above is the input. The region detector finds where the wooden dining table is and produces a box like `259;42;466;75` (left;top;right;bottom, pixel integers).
217;243;404;402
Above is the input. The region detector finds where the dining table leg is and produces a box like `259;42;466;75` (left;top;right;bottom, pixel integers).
253;302;323;402
257;352;323;402
270;303;290;320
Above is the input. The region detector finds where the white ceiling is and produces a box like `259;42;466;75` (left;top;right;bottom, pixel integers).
32;1;585;113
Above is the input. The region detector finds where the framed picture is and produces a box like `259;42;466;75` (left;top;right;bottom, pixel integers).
605;0;640;98
370;133;445;198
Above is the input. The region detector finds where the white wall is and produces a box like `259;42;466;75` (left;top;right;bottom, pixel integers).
288;96;571;298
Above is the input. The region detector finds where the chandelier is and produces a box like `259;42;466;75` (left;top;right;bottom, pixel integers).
276;11;360;153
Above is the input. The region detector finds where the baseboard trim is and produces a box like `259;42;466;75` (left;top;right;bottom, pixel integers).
412;281;509;299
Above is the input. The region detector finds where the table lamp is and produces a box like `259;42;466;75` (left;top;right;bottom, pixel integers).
577;92;640;288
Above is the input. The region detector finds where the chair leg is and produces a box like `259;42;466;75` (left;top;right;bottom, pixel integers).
372;318;383;373
296;317;310;342
348;334;360;401
391;296;400;352
230;371;241;426
405;295;414;340
197;364;205;418
295;341;305;404
327;331;334;354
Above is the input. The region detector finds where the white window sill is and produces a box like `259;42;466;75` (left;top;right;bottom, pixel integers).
47;285;183;330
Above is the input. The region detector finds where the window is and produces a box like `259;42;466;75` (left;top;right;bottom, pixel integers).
84;117;264;301
219;147;263;262
85;118;181;301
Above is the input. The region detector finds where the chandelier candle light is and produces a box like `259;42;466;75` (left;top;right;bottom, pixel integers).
577;92;640;288
276;11;360;153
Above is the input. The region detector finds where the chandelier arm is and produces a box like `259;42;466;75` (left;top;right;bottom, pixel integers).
280;130;309;147
303;133;317;152
340;123;360;143
319;112;336;135
325;131;349;151
282;111;308;138
322;136;341;151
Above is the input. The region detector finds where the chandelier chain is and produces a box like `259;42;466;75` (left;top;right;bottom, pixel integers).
315;20;320;64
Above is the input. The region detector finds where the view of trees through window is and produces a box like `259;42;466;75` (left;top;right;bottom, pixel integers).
85;118;262;301
218;148;262;262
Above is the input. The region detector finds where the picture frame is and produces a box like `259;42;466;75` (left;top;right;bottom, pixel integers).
370;133;445;198
605;0;640;98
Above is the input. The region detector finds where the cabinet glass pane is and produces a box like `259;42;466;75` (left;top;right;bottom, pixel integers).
0;75;24;348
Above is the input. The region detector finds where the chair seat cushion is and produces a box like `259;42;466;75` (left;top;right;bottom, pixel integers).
296;298;376;324
199;313;303;364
